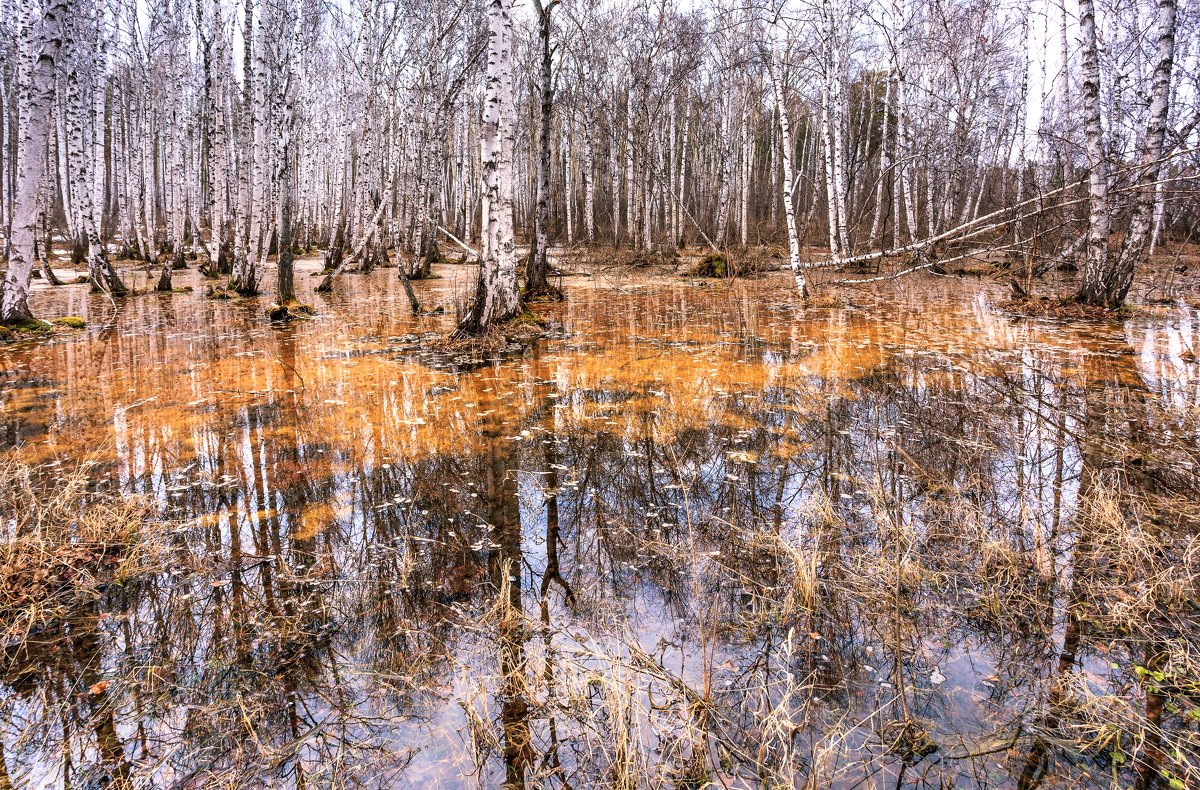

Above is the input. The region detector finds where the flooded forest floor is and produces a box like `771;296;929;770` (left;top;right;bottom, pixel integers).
2;248;1200;788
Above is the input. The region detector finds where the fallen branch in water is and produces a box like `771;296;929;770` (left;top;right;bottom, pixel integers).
833;251;970;284
808;162;1197;274
435;224;480;260
316;185;391;293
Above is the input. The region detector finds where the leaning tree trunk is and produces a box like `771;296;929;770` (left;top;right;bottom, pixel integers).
457;0;521;335
1;0;68;322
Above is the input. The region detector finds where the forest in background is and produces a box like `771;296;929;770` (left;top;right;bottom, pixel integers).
1;0;1198;332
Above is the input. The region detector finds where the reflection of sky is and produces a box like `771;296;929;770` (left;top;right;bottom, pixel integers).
1135;309;1200;411
3;261;1199;786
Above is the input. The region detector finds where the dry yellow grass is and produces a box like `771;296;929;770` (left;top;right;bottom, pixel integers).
0;456;168;642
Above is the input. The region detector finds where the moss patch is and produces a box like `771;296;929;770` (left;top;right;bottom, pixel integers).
522;283;564;303
696;252;728;277
692;252;774;279
3;318;52;336
1;317;86;342
507;308;549;328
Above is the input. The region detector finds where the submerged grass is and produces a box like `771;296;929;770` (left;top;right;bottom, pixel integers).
0;456;167;643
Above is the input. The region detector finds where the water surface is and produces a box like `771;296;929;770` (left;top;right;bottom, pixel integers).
2;259;1198;788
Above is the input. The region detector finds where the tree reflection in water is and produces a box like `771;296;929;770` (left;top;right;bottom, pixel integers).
1;268;1198;787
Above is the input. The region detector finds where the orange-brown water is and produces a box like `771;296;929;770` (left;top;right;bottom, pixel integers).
1;257;1198;788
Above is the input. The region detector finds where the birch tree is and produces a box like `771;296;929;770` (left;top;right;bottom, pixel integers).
0;0;1196;319
766;6;807;297
457;0;521;334
524;0;560;297
1077;0;1179;307
2;0;68;322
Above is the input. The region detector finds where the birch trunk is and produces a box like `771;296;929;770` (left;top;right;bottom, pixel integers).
1074;0;1114;306
676;113;688;247
65;8;126;296
820;97;839;258
827;34;851;256
525;0;559;295
624;93;634;246
767;17;807;298
231;0;254;291
868;77;892;247
457;0;521;334
1097;0;1177;306
276;78;296;305
583;120;595;243
610;109;619;244
564;117;574;246
199;0;228;273
241;0;271;294
715;104;731;247
2;0;67;321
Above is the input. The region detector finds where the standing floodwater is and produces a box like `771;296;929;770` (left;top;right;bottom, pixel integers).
2;262;1199;788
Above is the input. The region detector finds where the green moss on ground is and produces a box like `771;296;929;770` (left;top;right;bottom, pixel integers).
508;308;548;327
696;252;728;277
0;317;86;341
3;318;52;335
